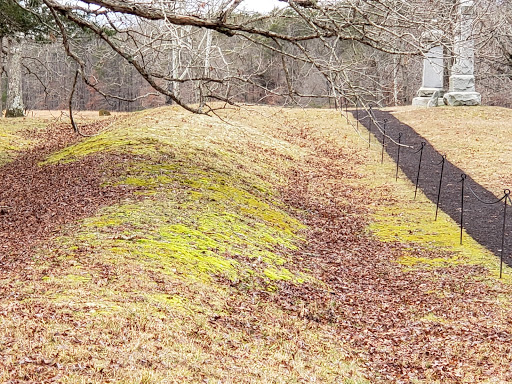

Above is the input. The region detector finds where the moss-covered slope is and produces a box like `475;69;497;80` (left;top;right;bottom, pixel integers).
0;107;366;383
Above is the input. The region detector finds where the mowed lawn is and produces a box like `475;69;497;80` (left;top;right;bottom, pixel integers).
387;106;512;195
0;106;512;383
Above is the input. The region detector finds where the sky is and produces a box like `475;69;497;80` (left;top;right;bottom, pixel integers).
239;0;287;13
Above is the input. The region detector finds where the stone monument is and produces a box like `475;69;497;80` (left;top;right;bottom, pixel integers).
412;31;445;107
443;0;481;106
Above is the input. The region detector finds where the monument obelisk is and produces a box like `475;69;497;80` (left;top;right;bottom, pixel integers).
443;0;481;106
412;31;445;107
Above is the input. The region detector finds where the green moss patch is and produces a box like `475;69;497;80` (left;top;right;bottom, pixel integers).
68;162;306;286
0;107;370;383
47;107;308;287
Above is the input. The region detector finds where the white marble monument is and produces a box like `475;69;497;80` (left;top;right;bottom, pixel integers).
412;31;445;107
443;0;481;106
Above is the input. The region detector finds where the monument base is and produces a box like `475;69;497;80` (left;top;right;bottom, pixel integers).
412;97;445;107
449;75;475;93
417;87;445;98
443;92;481;106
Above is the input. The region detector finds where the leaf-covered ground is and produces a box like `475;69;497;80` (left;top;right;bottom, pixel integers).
1;106;512;383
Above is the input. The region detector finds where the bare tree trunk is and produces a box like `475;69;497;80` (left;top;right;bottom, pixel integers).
330;78;338;109
198;28;212;111
5;38;25;118
166;48;175;105
0;36;4;117
393;55;400;106
172;44;180;99
167;36;181;104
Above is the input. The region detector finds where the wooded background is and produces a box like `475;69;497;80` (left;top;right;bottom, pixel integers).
1;0;512;114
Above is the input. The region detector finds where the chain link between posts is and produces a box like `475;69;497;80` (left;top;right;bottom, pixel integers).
344;104;512;279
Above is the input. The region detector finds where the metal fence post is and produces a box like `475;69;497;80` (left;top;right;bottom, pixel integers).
414;142;426;200
500;189;511;279
435;155;447;221
460;174;467;245
381;119;387;164
395;132;402;181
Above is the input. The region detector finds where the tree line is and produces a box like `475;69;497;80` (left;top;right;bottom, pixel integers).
1;0;512;117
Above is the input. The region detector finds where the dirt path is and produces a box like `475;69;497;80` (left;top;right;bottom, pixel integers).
0;122;128;274
354;109;512;266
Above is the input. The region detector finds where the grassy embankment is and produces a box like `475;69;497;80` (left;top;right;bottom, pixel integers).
0;116;44;165
0;111;121;166
1;105;511;382
0;108;366;383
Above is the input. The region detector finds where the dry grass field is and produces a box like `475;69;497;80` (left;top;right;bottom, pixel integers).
387;105;512;195
0;105;512;383
26;110;126;119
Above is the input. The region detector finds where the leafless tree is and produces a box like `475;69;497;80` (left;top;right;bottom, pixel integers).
26;0;454;113
6;0;511;114
5;37;25;117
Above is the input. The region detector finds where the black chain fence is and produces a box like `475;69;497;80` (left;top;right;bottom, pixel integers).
342;102;511;278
